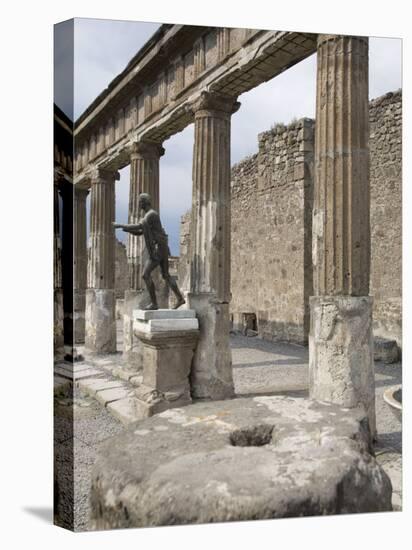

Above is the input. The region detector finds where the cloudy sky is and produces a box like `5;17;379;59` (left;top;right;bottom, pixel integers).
55;18;402;255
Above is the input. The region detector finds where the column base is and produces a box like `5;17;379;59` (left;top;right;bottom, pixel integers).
309;295;375;436
85;289;116;354
133;309;199;418
74;289;86;344
54;289;64;360
187;293;235;400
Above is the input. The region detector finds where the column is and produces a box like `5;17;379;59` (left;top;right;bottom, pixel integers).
74;186;89;343
123;141;165;366
309;35;375;435
85;168;119;354
188;91;240;400
53;177;64;359
59;180;74;351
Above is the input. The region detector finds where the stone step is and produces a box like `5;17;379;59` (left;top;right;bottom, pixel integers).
95;387;130;407
54;365;105;381
107;397;141;425
78;378;125;397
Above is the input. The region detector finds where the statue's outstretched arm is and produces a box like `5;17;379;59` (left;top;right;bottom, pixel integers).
113;222;143;235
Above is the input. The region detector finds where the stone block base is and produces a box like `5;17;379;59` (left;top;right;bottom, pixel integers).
123;290;144;369
374;337;400;364
309;295;375;436
85;289;116;354
133;309;199;419
89;396;391;530
187;293;234;400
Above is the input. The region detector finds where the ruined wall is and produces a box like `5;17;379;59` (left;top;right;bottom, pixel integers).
179;90;402;346
231;119;314;344
370;90;402;346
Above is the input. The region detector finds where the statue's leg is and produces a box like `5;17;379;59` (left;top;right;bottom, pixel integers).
160;258;185;309
142;259;159;310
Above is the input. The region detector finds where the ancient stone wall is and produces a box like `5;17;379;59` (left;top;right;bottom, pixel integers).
230;119;314;344
179;90;402;346
369;90;402;346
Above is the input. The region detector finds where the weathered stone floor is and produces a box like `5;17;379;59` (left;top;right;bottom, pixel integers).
54;333;402;530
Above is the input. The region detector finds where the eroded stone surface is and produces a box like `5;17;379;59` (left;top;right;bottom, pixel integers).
90;396;391;529
309;295;376;436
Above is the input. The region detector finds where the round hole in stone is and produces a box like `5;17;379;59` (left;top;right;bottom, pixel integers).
229;424;274;447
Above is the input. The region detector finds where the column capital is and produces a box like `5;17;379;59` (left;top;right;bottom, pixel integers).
91;167;120;184
74;185;90;198
317;34;368;48
189;91;240;118
129;141;165;160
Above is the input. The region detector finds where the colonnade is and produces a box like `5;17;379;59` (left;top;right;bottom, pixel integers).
58;34;373;419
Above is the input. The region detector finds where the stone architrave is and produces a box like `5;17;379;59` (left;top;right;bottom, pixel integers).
133;309;199;418
53;178;64;359
74;186;89;343
309;35;375;435
85;168;119;354
188;91;240;400
123;141;165;368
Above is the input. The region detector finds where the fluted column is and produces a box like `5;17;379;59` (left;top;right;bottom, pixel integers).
127;141;164;290
73;186;89;343
59;180;74;349
85;168;119;354
53;177;64;359
188;91;240;400
309;35;375;435
123;141;165;367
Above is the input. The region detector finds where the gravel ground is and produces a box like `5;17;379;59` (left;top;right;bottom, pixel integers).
54;333;402;530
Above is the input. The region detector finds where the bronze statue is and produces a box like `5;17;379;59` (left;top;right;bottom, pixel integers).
113;193;185;310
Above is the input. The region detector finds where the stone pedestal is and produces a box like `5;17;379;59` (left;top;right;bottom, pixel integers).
90;396;391;530
123;289;144;368
309;295;375;436
187;293;234;400
133;309;199;418
85;289;116;355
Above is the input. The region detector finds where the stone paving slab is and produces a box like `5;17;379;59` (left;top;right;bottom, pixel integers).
58;363;94;373
78;378;125;397
95;387;130;407
55;366;105;381
107;397;141;425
